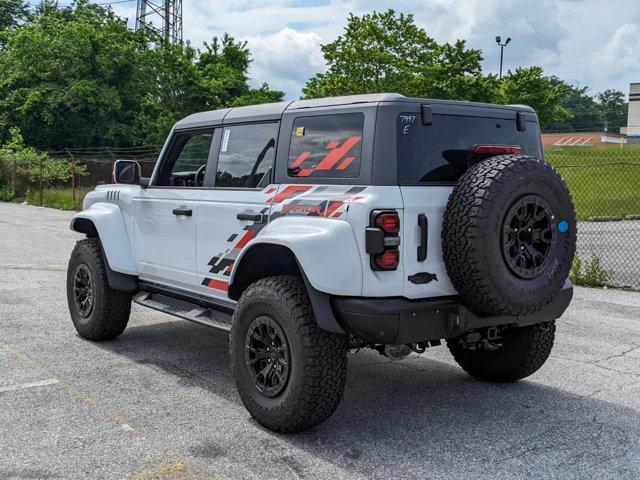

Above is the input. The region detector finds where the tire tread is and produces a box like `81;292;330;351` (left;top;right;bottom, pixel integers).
231;275;347;433
442;155;576;315
67;238;131;341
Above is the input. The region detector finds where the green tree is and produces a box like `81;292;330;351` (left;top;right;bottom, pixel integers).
303;10;573;127
597;89;628;133
136;34;284;146
0;1;151;149
546;77;601;132
0;0;30;31
0;1;283;149
302;10;498;103
499;67;571;128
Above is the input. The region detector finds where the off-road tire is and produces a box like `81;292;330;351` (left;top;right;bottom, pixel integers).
442;155;576;315
230;275;348;433
447;321;556;382
66;238;132;341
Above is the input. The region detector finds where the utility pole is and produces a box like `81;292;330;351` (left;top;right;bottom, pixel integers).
136;0;183;45
495;36;511;79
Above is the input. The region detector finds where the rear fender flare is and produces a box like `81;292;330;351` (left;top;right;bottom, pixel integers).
230;216;363;297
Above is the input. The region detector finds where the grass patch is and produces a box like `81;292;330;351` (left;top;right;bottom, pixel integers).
24;187;92;210
545;147;640;221
570;252;612;287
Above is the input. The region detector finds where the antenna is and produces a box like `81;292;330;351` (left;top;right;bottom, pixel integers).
135;0;183;45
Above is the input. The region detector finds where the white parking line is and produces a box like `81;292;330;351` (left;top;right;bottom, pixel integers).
0;378;60;393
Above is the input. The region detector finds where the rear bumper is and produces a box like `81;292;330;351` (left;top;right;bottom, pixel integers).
331;281;573;344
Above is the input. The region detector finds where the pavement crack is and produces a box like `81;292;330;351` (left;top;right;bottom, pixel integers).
0;262;66;272
591;345;640;364
554;354;640;378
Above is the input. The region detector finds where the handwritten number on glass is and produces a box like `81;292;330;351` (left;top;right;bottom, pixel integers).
400;115;416;135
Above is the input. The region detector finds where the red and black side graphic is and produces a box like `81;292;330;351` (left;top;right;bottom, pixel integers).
201;206;269;292
270;186;366;220
266;185;312;203
289;137;362;177
202;185;368;292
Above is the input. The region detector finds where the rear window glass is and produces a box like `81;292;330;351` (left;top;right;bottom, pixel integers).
288;113;363;178
397;113;542;184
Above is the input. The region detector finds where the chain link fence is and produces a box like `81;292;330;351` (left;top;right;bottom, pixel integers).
0;146;160;210
546;148;640;290
1;144;639;289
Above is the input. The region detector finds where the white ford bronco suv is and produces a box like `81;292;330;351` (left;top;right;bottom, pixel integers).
67;94;576;433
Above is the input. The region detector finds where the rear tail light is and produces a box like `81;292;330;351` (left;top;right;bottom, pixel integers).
367;210;401;271
375;212;400;234
375;248;399;270
472;145;522;155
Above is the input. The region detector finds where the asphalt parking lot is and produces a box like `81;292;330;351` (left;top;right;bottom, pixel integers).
1;201;639;480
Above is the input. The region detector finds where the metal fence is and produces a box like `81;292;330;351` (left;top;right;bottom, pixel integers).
546;148;640;290
0;146;160;210
1;145;639;289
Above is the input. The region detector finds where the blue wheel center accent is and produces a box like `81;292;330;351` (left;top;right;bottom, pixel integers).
558;220;569;233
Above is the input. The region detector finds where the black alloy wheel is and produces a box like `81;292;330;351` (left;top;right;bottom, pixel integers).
73;264;95;318
244;316;291;397
502;194;557;279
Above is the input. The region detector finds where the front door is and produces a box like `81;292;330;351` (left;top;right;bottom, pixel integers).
134;129;215;292
196;122;280;299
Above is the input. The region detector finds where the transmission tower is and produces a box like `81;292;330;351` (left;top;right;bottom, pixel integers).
135;0;183;45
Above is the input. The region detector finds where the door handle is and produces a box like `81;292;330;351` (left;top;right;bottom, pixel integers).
172;208;193;217
237;212;264;222
417;214;428;262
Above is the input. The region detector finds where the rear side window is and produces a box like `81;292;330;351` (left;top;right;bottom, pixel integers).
216;123;278;188
397;113;543;184
288;113;363;178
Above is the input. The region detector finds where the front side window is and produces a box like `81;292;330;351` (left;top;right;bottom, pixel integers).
216;123;278;188
288;113;364;178
156;131;213;187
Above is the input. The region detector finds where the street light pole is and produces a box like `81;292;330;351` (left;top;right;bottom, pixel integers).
495;36;512;79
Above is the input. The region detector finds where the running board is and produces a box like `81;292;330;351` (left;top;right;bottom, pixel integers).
133;291;232;332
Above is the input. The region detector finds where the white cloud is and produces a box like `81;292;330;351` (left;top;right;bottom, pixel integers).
95;0;640;99
246;28;325;94
592;24;640;89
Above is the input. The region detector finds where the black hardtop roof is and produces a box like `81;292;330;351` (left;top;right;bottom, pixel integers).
173;93;535;130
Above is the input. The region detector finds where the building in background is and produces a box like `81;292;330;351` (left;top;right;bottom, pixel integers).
541;132;626;148
627;82;640;141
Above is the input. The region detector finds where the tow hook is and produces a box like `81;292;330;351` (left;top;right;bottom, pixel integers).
383;344;412;360
380;340;442;360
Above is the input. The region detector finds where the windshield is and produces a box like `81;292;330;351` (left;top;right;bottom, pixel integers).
397;113;543;184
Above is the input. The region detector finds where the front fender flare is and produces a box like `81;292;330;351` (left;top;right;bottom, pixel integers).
70;203;137;275
231;216;363;297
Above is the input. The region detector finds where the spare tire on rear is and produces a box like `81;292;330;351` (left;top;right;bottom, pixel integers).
442;155;576;316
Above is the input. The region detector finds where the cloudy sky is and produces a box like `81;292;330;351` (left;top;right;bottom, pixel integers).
52;0;640;100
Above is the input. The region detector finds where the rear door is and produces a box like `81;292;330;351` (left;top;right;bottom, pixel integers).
397;107;544;299
196;122;279;299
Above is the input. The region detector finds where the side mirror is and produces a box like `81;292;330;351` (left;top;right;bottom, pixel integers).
113;160;141;185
